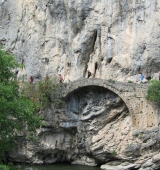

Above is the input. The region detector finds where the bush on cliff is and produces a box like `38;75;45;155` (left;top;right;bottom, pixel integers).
0;47;42;162
38;78;63;108
20;78;63;110
146;79;160;103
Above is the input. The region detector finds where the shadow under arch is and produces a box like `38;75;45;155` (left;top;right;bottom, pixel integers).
64;85;130;123
62;79;133;116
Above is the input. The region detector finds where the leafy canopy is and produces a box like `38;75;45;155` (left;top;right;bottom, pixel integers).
0;47;42;160
146;79;160;103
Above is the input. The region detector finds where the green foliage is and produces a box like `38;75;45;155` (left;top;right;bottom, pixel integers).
38;78;62;107
111;150;117;156
0;164;10;170
31;12;36;18
0;47;19;82
0;163;18;170
108;79;115;83
128;80;134;83
21;39;25;43
0;47;42;161
138;132;143;138
146;79;160;103
20;83;42;111
21;78;63;110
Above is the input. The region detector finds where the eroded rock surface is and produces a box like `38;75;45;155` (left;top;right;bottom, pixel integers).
0;0;160;82
9;85;160;169
10;86;129;165
1;0;160;169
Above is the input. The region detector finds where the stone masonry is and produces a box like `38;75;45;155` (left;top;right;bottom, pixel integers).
62;78;159;129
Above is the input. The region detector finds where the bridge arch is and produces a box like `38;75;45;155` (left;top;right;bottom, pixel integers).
62;78;136;115
61;78;158;128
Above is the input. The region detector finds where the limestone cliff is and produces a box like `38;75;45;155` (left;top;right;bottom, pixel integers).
0;0;160;82
8;79;160;170
1;0;160;170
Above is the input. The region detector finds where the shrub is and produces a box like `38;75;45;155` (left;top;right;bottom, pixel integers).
38;78;63;108
146;79;160;103
21;78;63;110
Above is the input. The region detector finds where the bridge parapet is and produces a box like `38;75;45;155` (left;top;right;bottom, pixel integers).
62;78;148;98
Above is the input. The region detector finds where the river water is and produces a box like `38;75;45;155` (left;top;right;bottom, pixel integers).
17;164;101;170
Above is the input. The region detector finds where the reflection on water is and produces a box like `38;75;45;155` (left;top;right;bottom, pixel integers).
18;164;101;170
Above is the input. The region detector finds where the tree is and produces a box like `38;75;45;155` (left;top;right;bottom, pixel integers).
0;47;42;161
146;79;160;103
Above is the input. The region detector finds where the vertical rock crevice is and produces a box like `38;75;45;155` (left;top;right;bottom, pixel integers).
92;30;97;53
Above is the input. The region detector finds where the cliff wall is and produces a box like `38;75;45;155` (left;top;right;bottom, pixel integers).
0;0;160;82
1;0;160;169
9;79;160;170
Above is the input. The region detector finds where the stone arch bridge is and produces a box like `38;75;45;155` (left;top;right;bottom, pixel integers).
62;78;159;129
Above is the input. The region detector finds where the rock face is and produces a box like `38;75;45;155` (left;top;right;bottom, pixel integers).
0;0;160;82
9;80;160;169
10;86;130;165
1;0;160;169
